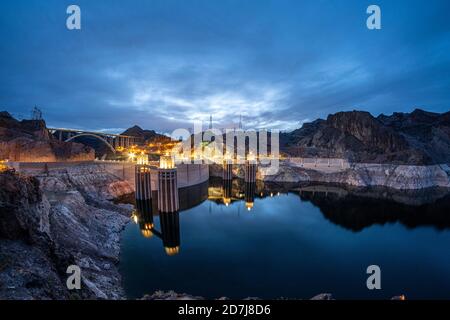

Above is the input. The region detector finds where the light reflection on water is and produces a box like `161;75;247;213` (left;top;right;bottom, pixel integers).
120;179;450;300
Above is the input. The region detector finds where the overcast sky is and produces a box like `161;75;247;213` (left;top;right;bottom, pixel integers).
1;0;449;133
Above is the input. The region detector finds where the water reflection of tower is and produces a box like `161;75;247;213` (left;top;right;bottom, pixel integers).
244;159;257;211
160;212;180;256
244;182;256;211
222;178;233;207
222;159;233;206
135;162;154;237
135;199;154;238
157;155;181;255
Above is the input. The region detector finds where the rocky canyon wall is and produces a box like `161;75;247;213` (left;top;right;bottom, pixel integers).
0;112;94;162
209;161;450;190
0;164;134;299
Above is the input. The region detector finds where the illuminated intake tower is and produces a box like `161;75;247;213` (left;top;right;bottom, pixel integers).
157;155;179;213
135;164;152;201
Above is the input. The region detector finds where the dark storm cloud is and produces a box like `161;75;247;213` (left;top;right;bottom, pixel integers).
0;0;449;133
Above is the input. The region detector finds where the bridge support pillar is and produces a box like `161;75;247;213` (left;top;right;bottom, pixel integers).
135;165;152;201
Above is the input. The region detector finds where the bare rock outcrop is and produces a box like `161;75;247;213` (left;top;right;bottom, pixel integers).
0;166;133;300
211;161;450;190
0;111;94;162
281;109;450;165
260;162;450;190
38;164;134;199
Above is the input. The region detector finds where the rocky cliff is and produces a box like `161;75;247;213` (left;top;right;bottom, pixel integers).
281;109;450;165
0;111;94;162
0;165;133;299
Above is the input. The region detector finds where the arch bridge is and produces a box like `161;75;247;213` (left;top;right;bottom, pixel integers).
48;128;143;153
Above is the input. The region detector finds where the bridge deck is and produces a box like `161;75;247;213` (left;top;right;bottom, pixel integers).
47;128;139;139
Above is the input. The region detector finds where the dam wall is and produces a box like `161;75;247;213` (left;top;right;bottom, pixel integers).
6;160;209;190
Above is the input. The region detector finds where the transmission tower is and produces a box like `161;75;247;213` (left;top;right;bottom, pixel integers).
31;106;43;120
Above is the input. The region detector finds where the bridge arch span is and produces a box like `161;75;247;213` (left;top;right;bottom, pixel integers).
65;133;116;153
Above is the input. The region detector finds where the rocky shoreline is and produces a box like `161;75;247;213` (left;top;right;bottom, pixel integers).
0;165;134;299
140;291;406;301
210;161;450;190
0;168;344;301
2;161;448;299
141;291;335;300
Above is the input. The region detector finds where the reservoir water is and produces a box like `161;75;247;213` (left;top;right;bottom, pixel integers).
119;179;450;299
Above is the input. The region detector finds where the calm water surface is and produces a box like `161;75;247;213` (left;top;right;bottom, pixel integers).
120;180;450;299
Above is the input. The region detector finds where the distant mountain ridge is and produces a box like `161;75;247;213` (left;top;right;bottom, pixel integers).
280;108;450;165
121;125;170;142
